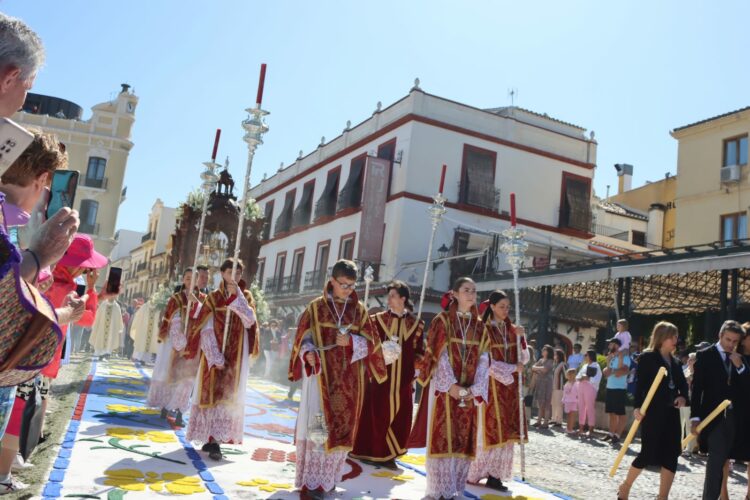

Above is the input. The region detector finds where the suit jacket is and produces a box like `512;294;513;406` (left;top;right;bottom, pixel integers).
690;344;749;438
634;351;689;411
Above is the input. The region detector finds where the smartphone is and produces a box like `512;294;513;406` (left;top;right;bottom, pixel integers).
106;267;122;295
46;170;79;220
0;118;34;172
75;284;87;297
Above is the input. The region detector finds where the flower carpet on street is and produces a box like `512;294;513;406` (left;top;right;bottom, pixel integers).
39;358;562;499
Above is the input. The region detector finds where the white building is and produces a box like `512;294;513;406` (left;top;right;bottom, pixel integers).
250;86;600;319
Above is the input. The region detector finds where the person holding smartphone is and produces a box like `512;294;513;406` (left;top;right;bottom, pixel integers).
0;128;84;494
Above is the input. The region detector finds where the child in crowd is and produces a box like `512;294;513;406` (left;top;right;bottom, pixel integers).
562;368;579;434
614;318;632;353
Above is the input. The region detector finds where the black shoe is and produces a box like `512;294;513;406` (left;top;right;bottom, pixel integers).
486;476;509;492
207;442;222;461
201;442;211;452
174;411;184;427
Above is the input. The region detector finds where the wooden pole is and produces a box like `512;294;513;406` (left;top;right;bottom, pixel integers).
681;399;731;448
609;366;667;477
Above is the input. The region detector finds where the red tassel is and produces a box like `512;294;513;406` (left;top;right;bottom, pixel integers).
440;292;453;310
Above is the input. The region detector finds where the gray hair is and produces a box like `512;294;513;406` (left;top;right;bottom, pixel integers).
0;13;44;80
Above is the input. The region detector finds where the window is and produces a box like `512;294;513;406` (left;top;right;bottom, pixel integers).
339;233;356;260
79;199;99;234
559;173;592;232
724;136;749;167
292;180;315;228
273;190;296;236
257;258;265;284
306;241;331;291
459;145;497;210
261;201;274;240
631;230;646;247
378;139;397;196
721;212;747;245
85;157;107;188
269;252;287;292
314;167;340;221
291;249;305;289
337;155;366;212
315;242;330;271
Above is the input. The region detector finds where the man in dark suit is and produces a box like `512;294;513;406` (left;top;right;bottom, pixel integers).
691;320;748;500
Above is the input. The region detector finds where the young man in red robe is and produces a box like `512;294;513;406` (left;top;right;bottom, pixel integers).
185;258;258;460
351;280;424;469
289;259;388;499
147;266;208;426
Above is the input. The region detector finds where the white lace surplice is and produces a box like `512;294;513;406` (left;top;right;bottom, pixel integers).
186;293;255;444
147;313;198;412
426;351;489;499
468;344;530;483
295;333;367;491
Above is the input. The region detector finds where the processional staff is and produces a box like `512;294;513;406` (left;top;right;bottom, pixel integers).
610;367;667;477
182;130;222;338
222;64;269;351
416;164;447;320
501;192;529;481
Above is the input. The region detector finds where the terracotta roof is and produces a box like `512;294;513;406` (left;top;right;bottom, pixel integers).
673;105;750;132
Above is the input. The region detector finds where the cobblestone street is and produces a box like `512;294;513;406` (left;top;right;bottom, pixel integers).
520;424;749;499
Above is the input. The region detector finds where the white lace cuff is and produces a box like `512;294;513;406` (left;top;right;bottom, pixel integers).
228;293;256;329
351;334;368;363
490;359;516;386
434;351;457;393
169;313;187;352
300;340;320;376
470;353;490;402
200;323;224;369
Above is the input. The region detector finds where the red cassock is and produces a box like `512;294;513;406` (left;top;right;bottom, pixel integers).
408;304;490;458
288;291;388;452
186;284;259;410
351;311;424;462
482;318;528;448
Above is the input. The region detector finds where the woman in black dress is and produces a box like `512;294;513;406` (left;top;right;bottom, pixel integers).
617;321;689;500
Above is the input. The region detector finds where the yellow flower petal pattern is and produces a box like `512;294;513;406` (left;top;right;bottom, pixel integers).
103;469;205;495
108;388;146;397
104;427;177;443
105;404;160;415
399;454;426;465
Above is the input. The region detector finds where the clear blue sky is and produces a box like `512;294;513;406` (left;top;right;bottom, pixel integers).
3;0;749;232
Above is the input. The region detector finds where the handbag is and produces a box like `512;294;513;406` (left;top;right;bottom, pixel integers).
0;208;62;387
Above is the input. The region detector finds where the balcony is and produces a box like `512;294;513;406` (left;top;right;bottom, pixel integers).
79;176;108;190
79;222;100;236
264;275;301;297
303;268;332;292
141;232;153;243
